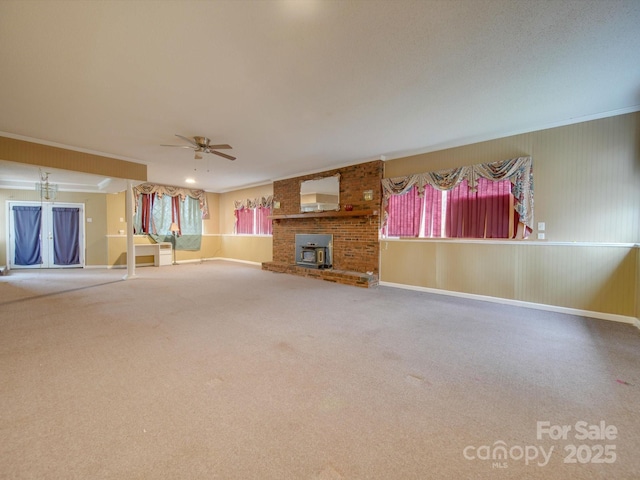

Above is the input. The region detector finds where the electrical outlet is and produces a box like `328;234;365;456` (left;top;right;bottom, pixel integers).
537;222;545;231
537;233;545;240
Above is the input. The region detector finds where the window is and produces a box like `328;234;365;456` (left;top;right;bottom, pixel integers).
234;197;273;235
235;206;254;234
382;156;533;239
386;185;443;238
385;179;515;238
446;178;514;238
133;189;205;250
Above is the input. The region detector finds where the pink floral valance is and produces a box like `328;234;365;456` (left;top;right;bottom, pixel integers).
133;183;209;218
382;156;534;232
234;196;274;211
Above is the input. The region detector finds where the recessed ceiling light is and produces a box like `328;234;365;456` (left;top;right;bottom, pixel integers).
185;178;196;184
280;0;320;18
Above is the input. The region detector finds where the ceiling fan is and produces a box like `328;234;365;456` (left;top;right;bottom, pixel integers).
161;135;236;160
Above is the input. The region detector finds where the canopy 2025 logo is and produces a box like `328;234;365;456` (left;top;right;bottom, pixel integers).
463;420;618;469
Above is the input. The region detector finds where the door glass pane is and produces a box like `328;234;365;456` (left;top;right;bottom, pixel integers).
52;207;80;265
12;206;42;266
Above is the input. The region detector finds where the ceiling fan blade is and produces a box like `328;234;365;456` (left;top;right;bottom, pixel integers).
212;150;236;161
161;144;195;149
175;134;199;147
208;144;232;150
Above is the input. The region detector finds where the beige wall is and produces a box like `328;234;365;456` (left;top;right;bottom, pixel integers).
220;235;273;264
204;192;221;235
381;240;637;317
382;112;640;319
106;192;127;236
1;189;108;266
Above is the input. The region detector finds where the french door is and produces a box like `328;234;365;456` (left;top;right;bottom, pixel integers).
8;201;85;269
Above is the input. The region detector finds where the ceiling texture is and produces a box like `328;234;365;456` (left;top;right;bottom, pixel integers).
1;0;639;193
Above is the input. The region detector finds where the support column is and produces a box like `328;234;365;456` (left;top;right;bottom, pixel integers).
123;180;136;280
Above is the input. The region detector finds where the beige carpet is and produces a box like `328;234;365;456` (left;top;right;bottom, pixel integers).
1;261;638;479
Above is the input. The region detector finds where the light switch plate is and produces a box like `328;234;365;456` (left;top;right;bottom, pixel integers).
537;222;545;231
537;233;545;240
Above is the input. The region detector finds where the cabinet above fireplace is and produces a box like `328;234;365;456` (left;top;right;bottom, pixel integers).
270;209;378;220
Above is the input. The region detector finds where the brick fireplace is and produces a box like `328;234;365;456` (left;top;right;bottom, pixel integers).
262;160;383;287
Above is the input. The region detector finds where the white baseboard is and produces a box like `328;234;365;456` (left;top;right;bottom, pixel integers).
97;264;155;269
152;257;263;267
379;281;639;327
95;258;262;268
208;257;263;266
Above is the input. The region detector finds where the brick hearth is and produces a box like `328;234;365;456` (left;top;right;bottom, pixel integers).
261;262;379;287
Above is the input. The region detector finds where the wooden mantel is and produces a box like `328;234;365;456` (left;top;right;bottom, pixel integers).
270;209;378;220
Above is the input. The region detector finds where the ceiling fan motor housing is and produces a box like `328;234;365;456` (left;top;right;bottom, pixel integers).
193;136;210;149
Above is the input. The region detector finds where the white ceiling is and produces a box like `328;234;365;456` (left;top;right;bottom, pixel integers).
1;0;639;193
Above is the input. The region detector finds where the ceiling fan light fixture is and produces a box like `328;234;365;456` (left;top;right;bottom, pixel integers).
193;136;208;147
